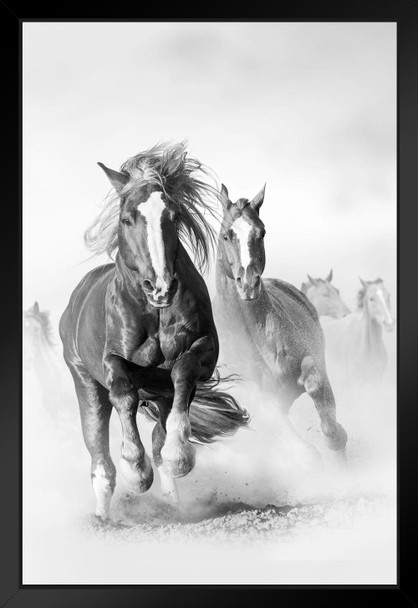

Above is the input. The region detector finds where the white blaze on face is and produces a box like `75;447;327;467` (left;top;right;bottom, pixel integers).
231;216;253;274
138;191;169;296
376;288;394;324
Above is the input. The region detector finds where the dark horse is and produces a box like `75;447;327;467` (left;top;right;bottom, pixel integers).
59;143;248;519
212;184;348;460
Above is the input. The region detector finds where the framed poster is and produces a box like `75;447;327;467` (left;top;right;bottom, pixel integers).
2;5;417;607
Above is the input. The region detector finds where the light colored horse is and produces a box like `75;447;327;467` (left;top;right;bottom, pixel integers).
320;278;395;384
301;270;351;319
23;302;77;425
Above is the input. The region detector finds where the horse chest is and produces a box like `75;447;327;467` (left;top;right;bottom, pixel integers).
107;310;165;367
130;335;164;367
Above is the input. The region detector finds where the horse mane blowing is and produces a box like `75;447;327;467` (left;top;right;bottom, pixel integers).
84;141;221;275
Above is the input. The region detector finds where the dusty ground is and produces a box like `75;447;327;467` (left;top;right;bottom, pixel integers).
80;491;393;548
22;349;397;584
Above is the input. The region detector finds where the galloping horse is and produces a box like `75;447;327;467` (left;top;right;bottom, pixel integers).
301;270;351;319
212;184;347;458
59;143;248;519
320;278;395;384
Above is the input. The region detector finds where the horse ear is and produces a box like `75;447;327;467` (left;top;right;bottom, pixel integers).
301;282;308;294
219;184;232;212
98;162;129;194
307;274;318;286
359;277;368;288
33;301;40;314
251;183;266;211
326;269;333;282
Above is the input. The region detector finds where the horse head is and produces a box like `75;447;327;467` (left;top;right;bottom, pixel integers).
99;163;179;308
359;278;395;332
219;183;266;301
24;302;54;369
303;270;351;318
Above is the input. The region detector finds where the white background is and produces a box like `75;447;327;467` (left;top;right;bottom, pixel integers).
22;22;396;585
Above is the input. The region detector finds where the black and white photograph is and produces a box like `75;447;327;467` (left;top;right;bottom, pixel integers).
22;21;397;586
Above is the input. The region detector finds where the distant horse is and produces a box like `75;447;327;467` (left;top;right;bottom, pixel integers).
320;278;395;384
24;302;75;424
212;184;347;460
301;270;351;319
59;142;249;520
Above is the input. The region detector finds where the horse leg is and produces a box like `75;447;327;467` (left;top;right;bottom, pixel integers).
104;356;153;494
299;356;348;455
161;352;201;478
70;365;116;520
264;392;323;471
151;397;180;504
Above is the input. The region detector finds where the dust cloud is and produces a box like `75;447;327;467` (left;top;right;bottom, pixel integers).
22;304;396;585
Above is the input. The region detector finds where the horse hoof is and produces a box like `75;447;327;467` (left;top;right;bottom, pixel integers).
333;448;348;469
161;437;196;478
120;456;154;494
161;457;195;478
161;450;196;479
324;423;348;451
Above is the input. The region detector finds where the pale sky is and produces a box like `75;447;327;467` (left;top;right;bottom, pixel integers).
23;22;396;322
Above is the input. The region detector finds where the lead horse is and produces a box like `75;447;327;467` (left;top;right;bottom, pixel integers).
213;184;348;459
59;143;248;519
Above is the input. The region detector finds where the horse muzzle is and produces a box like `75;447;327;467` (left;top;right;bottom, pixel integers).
236;273;261;301
143;277;178;308
383;319;396;332
336;307;351;318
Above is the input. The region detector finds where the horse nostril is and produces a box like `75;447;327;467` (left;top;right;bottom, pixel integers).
236;276;243;287
142;280;154;293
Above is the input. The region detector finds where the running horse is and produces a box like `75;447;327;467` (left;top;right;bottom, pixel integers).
301;270;351;319
213;184;348;458
59;143;248;520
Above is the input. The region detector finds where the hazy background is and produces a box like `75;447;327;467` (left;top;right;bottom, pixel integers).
22;22;396;585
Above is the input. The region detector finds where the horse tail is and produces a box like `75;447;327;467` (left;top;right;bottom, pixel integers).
189;371;250;443
140;370;250;444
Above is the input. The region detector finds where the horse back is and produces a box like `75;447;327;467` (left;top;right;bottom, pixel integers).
261;277;325;360
264;278;320;323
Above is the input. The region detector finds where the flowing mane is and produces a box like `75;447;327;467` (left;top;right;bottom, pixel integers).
84;141;221;274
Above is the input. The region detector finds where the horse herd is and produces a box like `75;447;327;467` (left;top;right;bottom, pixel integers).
23;142;395;521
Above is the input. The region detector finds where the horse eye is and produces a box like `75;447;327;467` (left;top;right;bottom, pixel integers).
121;218;130;226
